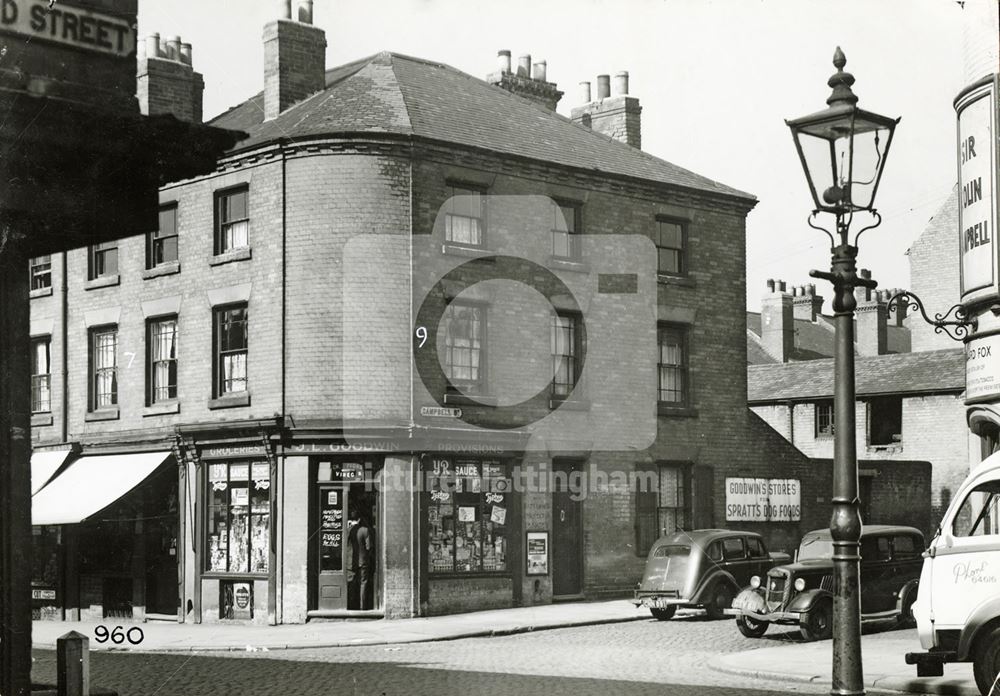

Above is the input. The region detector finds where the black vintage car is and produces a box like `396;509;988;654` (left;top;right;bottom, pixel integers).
726;525;924;640
633;529;790;620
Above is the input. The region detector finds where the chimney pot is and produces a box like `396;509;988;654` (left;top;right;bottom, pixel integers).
613;70;629;95
532;60;547;82
517;54;531;77
807;283;816;295
596;74;611;99
297;0;313;24
778;280;787;292
497;50;511;74
278;0;292;19
766;279;775;292
791;286;799;297
180;42;192;66
579;81;592;103
165;35;181;61
860;268;871;279
145;33;161;59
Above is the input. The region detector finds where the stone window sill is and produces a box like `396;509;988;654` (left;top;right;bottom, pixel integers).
549;398;590;411
657;403;698;418
867;444;903;454
657;274;695;288
144;401;180;417
441;243;494;260
85;407;120;422
85;274;120;291
548;257;590;273
209;392;251;409
142;261;181;280
31;413;53;427
443;391;498;407
30;287;53;299
210;247;252;266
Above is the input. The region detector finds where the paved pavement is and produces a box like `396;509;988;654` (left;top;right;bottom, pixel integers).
31;599;649;651
711;626;978;696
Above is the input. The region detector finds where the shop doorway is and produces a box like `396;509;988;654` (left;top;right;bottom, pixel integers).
311;459;381;612
552;459;584;598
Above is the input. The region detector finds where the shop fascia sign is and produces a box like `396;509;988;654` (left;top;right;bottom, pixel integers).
0;0;135;57
966;332;1000;404
725;477;801;522
956;75;1000;305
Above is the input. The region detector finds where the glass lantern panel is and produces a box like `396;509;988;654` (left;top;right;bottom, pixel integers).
795;131;837;208
842;126;891;210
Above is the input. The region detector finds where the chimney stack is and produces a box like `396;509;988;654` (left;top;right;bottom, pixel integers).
486;49;563;111
792;283;824;322
570;70;642;148
761;279;794;363
137;32;205;123
856;273;888;356
263;0;327;120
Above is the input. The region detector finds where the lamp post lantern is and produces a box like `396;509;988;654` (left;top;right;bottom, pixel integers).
786;47;900;696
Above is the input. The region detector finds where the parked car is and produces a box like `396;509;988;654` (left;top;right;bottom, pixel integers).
633;529;791;620
905;450;1000;696
727;524;924;641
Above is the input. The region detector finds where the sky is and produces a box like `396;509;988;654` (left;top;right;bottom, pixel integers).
138;0;970;312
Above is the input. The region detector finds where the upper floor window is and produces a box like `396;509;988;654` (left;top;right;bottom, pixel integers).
30;255;51;291
551;202;581;259
31;338;51;413
215;186;249;254
148;204;179;268
89;241;118;280
657;325;688;405
867;395;902;446
444;185;483;247
214;304;248;396
815;400;834;437
654;219;686;276
148;317;178;404
442;302;484;394
552;312;582;398
89;326;118;410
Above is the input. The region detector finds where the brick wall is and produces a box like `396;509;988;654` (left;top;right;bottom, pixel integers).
29;252;67;447
907;188;960;352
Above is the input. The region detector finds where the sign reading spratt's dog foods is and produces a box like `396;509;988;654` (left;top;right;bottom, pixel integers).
725;478;801;522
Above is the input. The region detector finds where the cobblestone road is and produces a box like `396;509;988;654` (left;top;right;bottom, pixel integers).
30;612;906;696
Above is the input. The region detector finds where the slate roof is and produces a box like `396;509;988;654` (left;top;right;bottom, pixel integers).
747;348;965;402
746;312;911;364
209;52;754;201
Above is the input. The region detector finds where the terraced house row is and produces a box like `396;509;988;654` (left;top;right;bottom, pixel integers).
27;3;883;626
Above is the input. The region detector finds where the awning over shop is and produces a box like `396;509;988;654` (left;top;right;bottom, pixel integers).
31;449;73;496
32;452;172;526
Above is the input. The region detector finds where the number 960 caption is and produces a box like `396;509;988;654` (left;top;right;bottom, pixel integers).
94;625;144;645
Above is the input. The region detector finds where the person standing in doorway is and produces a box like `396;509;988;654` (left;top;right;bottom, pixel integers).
348;506;374;610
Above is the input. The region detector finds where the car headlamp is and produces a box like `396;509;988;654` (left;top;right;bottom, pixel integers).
794;578;806;592
750;575;761;589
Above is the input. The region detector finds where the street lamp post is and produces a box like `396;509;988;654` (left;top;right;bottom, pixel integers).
786;47;900;696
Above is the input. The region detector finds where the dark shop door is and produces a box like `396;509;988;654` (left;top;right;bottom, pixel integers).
316;484;347;610
552;460;583;598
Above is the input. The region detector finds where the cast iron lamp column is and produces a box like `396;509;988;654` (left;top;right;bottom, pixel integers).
786;48;900;696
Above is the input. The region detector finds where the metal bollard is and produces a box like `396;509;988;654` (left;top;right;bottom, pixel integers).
57;630;90;696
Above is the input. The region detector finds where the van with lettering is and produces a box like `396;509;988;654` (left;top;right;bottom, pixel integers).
906;451;1000;696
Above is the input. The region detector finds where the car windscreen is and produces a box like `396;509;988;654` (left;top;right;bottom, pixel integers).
797;533;834;560
653;544;691;558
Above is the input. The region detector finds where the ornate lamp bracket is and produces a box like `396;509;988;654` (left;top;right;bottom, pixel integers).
887;291;977;342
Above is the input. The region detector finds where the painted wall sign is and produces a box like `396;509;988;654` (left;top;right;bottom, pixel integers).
957;77;1000;302
421;406;463;418
0;1;136;57
966;333;1000;403
725;478;801;522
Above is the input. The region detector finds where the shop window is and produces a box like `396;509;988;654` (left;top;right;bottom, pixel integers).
427;458;510;573
214;304;248;396
148;204;179;268
88;241;118;280
147;317;178;404
657;324;688;405
551;312;582;399
815;400;834;437
442;302;484;394
654;219;686;276
206;461;271;574
443;184;484;246
551;201;581;259
635;464;690;556
30;255;51;291
31;337;51;413
867;396;902;446
215;186;249;254
89;326;118;410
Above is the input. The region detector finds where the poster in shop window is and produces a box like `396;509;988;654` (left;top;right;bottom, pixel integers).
526;531;549;576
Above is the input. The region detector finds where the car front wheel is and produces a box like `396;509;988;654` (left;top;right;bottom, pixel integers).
650;606;676;621
973;626;1000;696
799;600;832;642
737;614;769;638
706;582;734;620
